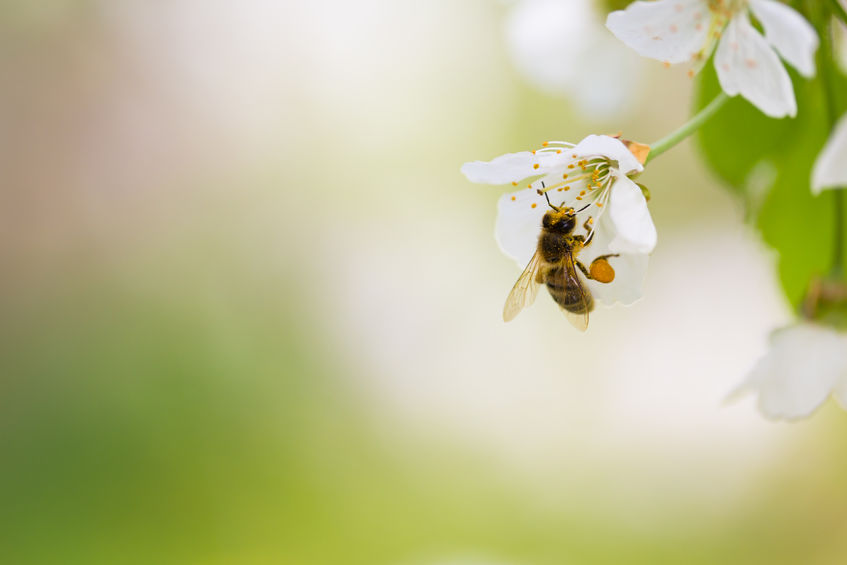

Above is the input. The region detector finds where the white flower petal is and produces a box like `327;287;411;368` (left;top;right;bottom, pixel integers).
581;211;648;305
606;0;712;65
714;12;796;118
495;188;548;267
461;151;568;185
572;134;643;175
749;0;818;78
812;112;847;194
733;324;847;420
606;175;657;254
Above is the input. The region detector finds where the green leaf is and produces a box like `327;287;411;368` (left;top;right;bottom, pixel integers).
693;63;801;193
755;111;832;307
754;69;847;308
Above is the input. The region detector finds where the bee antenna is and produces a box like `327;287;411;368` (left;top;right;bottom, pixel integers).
576;202;592;214
543;192;560;211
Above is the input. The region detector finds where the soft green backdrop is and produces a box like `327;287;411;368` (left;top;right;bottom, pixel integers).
1;1;846;564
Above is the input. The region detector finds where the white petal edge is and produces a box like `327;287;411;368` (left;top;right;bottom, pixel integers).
812;112;847;194
495;187;548;267
749;0;818;78
572;134;643;175
732;323;847;420
714;12;796;118
462;151;569;185
582;211;648;306
606;0;712;65
606;175;657;254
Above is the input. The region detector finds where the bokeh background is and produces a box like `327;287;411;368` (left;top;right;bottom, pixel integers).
2;1;847;564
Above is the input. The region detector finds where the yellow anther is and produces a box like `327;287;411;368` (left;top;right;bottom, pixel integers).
568;164;575;169
531;203;537;208
562;173;569;179
595;202;604;207
511;196;516;201
533;163;540;169
512;181;518;186
542;141;549;147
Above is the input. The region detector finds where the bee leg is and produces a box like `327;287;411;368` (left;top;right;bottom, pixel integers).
593;253;619;262
575;260;592;279
582;217;596;246
577;255;619;284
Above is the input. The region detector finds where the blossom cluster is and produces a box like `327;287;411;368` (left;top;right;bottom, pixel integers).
463;0;847;420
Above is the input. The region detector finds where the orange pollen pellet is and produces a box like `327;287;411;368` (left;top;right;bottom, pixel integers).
590;258;615;283
511;196;516;201
533;164;540;169
531;203;537;208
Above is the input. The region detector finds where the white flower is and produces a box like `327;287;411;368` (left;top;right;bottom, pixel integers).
812;112;847;194
606;0;819;118
505;0;644;118
731;323;847;420
461;135;656;305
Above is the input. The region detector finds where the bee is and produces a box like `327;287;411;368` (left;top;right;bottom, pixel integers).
503;198;618;331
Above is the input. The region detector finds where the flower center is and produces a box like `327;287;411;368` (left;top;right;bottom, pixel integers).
707;0;746;19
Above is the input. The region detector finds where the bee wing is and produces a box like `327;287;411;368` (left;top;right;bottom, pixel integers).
561;253;590;332
503;251;543;322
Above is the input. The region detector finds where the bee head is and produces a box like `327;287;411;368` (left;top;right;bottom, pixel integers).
542;208;576;234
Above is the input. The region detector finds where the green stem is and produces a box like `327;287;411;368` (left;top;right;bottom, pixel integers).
829;0;847;26
645;92;730;164
819;11;845;277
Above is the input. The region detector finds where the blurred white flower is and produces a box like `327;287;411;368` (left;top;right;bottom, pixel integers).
606;0;818;118
731;323;847;420
505;0;643;118
812;112;847;194
462;135;655;305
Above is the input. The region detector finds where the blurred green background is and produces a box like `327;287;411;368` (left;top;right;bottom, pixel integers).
2;1;847;564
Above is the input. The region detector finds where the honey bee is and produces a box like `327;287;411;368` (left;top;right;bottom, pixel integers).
504;200;618;331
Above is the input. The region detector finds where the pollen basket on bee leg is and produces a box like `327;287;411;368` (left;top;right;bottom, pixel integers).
589;258;615;284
